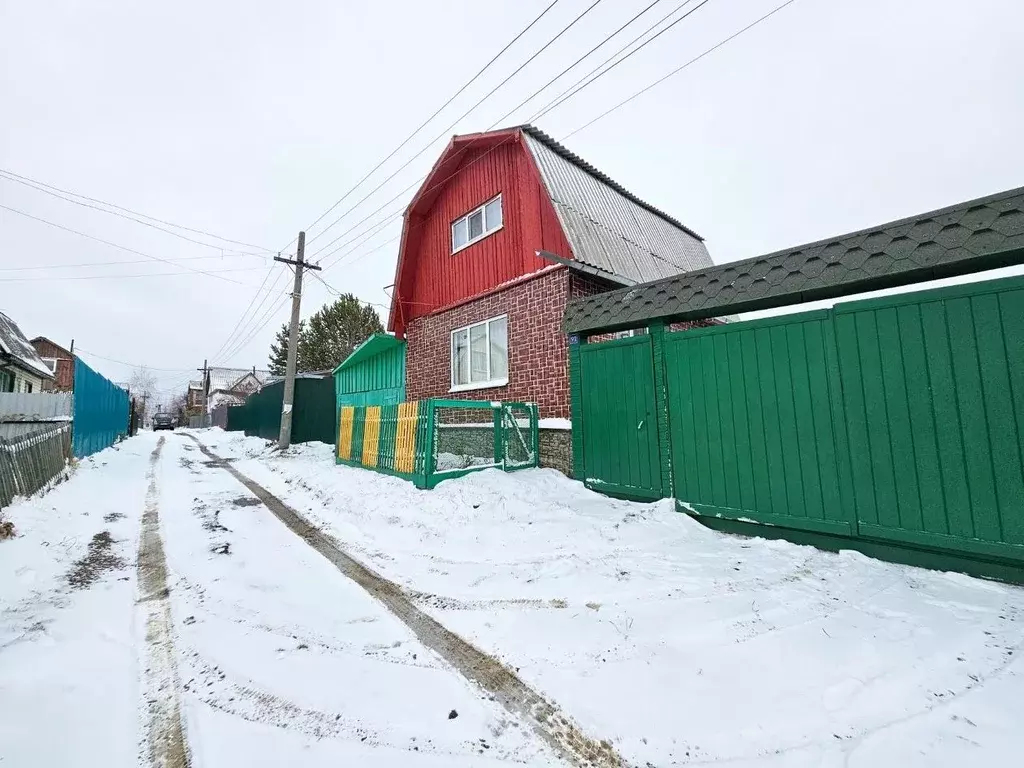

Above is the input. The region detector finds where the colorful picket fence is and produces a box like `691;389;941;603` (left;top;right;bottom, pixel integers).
337;398;539;489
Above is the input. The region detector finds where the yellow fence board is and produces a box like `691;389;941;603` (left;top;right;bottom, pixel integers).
394;401;419;474
361;406;381;468
338;406;354;460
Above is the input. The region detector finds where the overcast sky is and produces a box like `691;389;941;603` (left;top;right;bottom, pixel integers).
1;0;1021;404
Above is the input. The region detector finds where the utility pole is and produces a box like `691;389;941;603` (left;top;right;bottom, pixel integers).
274;233;320;449
197;358;208;428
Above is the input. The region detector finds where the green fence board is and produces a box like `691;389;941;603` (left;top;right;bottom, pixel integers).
579;336;660;498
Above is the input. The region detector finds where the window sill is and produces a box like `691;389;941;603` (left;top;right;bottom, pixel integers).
451;224;503;255
449;378;509;394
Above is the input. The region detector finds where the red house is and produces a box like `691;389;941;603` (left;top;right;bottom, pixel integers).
388;125;714;473
30;337;75;391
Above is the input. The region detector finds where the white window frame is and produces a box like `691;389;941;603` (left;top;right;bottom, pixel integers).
450;314;509;393
451;194;503;254
41;357;58;373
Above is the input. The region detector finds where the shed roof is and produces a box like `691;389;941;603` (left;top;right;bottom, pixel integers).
0;312;54;379
564;186;1024;334
207;367;271;393
333;334;404;375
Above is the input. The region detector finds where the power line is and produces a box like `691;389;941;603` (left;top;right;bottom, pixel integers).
529;0;713;120
525;0;698;122
488;0;670;129
0;167;274;253
297;0;563;249
0;203;253;285
207;264;279;362
0;266;263;282
75;348;194;372
304;0;608;257
565;0;800;138
218;294;291;365
211;267;292;362
0;253;262;272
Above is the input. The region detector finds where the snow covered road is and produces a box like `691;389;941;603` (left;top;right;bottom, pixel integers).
2;428;1024;767
1;431;563;766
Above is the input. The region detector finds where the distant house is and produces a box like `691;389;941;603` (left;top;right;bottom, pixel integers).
387;125;715;472
30;337;75;391
0;311;54;393
203;367;271;412
186;380;204;411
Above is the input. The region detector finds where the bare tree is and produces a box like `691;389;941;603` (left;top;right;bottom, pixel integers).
128;367;158;424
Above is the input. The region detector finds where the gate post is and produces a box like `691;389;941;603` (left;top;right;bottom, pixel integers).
568;332;587;480
648;322;673;498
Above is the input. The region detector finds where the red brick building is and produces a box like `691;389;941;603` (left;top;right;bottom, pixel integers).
388;125;715;472
30;337;75;391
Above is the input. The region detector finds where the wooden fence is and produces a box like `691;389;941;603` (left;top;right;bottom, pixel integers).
0;423;73;510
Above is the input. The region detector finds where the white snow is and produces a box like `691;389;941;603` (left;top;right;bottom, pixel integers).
200;430;1024;768
5;428;1024;767
538;417;571;430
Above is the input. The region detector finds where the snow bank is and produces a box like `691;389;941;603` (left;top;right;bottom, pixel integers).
201;430;1024;767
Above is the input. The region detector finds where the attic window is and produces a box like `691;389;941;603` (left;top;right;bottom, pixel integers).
452;194;502;253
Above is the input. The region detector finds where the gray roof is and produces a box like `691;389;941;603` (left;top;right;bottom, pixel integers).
0;311;54;379
564;186;1024;334
521;126;713;284
207;367;271;393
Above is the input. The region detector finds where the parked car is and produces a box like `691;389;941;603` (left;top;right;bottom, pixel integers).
152;413;176;431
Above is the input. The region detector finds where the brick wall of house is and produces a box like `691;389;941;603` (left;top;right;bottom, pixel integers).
30;338;74;391
406;267;574;420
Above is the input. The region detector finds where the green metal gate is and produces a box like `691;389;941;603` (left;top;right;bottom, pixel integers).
578;335;663;500
572;275;1024;577
663;311;851;536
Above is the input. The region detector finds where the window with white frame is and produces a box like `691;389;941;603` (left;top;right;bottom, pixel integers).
451;194;502;253
41;357;58;373
451;315;508;390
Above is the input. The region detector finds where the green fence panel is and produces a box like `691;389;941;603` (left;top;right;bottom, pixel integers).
834;279;1024;562
578;335;662;500
663;311;851;536
570;274;1024;578
225;377;335;445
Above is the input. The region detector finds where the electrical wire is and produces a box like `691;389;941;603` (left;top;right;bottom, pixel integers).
488;0;669;129
0;266;263;282
525;0;699;122
304;0;608;257
75;348;195;372
296;0;563;249
0;253;259;272
565;0;800;138
0;203;253;286
0;167;274;253
528;0;713;119
207;264;279;362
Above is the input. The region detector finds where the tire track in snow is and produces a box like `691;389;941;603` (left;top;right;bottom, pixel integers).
188;435;627;768
137;437;192;768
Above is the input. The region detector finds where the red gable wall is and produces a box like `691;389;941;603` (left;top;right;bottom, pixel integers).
391;133;572;336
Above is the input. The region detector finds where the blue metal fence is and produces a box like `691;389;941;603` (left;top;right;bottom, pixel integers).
72;358;130;457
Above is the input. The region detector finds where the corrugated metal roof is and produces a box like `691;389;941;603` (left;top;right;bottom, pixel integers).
0;311;54;379
564;185;1024;334
333;333;404;374
521;126;713;284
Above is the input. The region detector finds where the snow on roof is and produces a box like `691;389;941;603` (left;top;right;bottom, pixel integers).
207;367;271;393
0;311;55;379
188;380;203;390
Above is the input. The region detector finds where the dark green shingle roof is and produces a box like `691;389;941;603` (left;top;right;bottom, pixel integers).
564;187;1024;334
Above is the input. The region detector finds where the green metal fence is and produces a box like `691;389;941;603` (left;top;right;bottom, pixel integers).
571;275;1024;580
226;377;335;444
337;398;539;489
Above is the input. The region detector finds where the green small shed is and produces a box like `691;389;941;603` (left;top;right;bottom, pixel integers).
333;334;406;409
